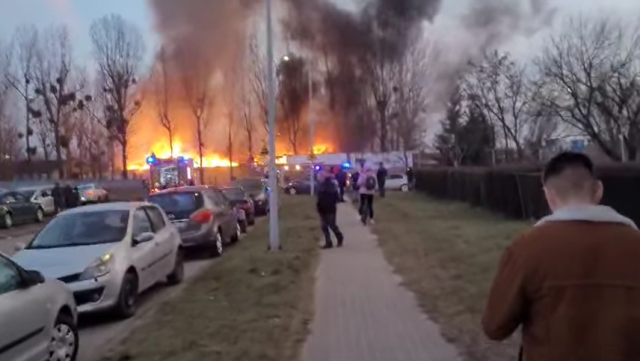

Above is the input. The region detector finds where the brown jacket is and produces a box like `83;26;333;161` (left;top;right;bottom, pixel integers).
483;206;640;361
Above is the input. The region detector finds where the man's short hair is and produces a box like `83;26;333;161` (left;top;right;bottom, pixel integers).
542;151;596;196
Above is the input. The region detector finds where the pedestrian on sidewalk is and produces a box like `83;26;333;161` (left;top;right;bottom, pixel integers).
376;162;388;198
357;167;376;225
335;167;347;202
482;151;640;361
316;170;344;249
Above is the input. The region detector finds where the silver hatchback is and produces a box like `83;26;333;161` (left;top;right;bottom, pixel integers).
0;252;78;361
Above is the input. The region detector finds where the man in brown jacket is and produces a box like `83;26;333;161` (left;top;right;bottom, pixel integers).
482;151;640;361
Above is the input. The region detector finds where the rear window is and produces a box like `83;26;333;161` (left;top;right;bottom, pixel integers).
149;192;203;212
221;188;245;200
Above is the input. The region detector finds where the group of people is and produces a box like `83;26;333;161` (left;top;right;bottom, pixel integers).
51;182;82;213
315;151;640;360
315;162;401;249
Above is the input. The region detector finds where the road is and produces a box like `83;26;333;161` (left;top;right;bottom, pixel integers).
0;223;215;361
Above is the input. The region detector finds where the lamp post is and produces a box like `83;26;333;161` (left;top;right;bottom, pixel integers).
265;0;280;251
281;54;315;195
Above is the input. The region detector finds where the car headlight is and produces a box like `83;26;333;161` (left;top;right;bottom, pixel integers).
79;253;113;281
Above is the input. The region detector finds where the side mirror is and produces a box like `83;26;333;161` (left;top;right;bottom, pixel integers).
23;270;45;287
14;243;26;252
133;232;154;245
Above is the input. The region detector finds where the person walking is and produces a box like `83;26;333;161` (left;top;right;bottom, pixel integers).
482;151;640;361
63;184;77;209
357;167;376;225
406;167;414;190
335;167;347;202
376;162;388;198
51;182;63;213
316;171;344;249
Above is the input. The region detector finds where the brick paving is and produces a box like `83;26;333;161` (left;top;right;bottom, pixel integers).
302;202;462;361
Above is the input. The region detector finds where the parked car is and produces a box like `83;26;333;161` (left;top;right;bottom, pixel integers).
148;186;240;257
221;187;255;233
285;178;319;195
231;178;269;216
0;191;45;229
385;174;409;192
11;202;184;318
0;252;79;361
77;183;109;204
18;185;56;215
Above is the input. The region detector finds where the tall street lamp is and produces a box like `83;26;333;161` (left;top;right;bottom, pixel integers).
281;54;315;195
265;0;280;251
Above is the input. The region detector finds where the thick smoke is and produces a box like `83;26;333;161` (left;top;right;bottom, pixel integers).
282;0;556;150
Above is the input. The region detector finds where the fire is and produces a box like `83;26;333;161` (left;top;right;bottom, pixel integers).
127;140;238;170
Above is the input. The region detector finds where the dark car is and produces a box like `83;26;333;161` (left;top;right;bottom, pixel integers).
0;191;45;229
221;187;255;232
284;179;319;195
231;178;269;216
148;186;240;257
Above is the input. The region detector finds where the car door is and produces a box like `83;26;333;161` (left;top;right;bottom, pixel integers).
206;190;234;240
5;193;30;223
143;206;175;279
0;255;49;361
40;189;55;214
130;208;161;291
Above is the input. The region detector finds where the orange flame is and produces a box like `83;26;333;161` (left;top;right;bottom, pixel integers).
127;140;238;170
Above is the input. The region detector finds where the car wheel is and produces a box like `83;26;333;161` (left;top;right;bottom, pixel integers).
114;271;138;319
48;312;79;361
248;216;255;226
167;249;185;285
234;222;244;241
2;213;12;229
209;231;223;258
35;208;44;223
288;188;297;195
400;184;409;192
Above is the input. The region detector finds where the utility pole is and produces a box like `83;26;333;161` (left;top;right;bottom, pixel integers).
265;0;280;251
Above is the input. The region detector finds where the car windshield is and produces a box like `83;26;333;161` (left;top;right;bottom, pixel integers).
149;192;201;212
26;210;129;249
78;184;93;191
221;188;245;200
18;190;36;198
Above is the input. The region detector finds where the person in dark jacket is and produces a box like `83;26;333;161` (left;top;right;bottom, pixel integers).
316;172;344;249
335;168;347;202
51;182;63;213
376;162;388;198
406;167;414;190
63;185;77;208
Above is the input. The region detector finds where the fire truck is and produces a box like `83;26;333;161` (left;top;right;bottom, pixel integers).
146;153;195;191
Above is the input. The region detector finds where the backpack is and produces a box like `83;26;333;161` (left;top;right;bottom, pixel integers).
365;175;377;191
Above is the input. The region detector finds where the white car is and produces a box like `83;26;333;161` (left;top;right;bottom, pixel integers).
385;174;409;192
0;252;79;361
77;183;109;204
12;202;184;318
18;186;56;215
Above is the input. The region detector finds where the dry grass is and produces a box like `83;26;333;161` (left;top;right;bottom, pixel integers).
371;192;530;361
103;196;320;361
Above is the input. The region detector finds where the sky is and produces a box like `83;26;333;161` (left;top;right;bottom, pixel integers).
0;0;638;66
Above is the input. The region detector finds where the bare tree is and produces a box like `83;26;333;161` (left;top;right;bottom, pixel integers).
174;46;213;185
248;35;269;136
464;51;534;160
6;25;38;161
277;55;308;154
90;14;145;178
0;39;20;162
30;26;87;177
364;44;396;152
153;47;175;157
392;36;437;155
536;14;640;161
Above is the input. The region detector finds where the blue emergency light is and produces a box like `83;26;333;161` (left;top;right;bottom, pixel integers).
342;162;351;169
146;154;157;165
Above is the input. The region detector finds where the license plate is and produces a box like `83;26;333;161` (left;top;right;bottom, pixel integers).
172;221;187;229
237;209;246;220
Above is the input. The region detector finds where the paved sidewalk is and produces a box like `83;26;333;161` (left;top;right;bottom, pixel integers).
302;202;462;361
